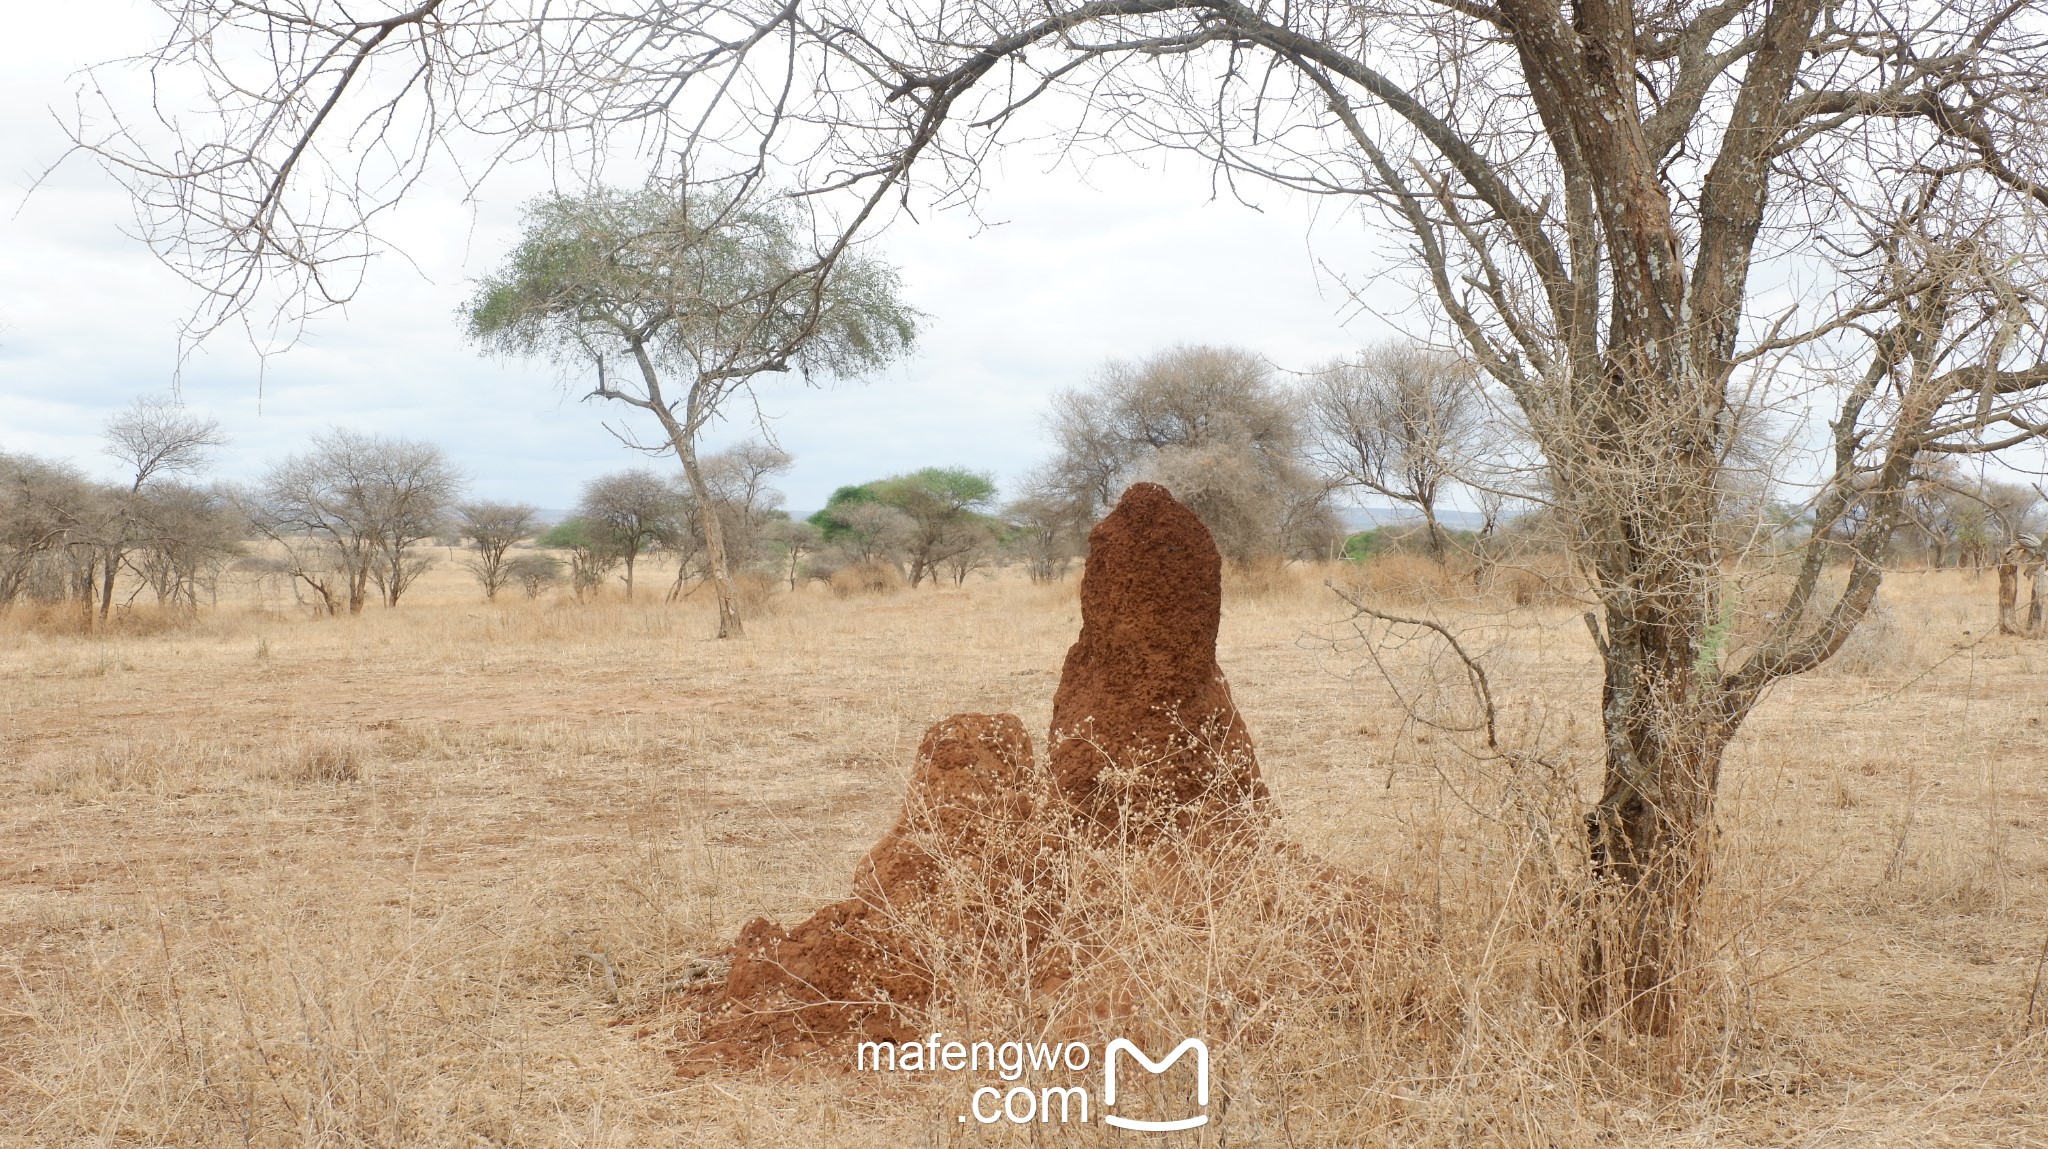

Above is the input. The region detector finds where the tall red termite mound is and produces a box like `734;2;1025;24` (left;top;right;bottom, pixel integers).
1049;481;1268;830
676;483;1377;1071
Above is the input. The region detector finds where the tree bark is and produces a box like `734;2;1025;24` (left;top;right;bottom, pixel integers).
1420;503;1446;563
1584;602;1732;1033
98;546;120;622
678;439;744;639
1999;559;2021;635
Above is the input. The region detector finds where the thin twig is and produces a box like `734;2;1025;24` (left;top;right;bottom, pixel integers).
1328;581;1498;750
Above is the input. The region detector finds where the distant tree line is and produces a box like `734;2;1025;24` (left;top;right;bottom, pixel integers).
1024;342;2048;583
10;351;2042;623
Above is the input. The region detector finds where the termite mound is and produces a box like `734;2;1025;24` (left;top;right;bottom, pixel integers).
673;483;1397;1073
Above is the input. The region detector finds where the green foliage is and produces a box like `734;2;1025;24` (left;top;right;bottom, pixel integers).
820;468;997;533
537;518;602;552
1342;530;1384;562
536;516;622;594
868;467;997;515
808;484;882;539
465;185;917;390
1342;524;1484;561
804;467;999;585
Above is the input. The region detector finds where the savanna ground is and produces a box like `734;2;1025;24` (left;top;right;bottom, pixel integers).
2;552;2044;1146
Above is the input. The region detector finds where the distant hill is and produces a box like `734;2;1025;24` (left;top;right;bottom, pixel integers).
1339;505;1487;533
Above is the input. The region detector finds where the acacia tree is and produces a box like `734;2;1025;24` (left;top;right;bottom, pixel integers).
538;517;622;600
1044;345;1335;562
84;0;2048;1034
576;469;681;599
466;187;915;637
1305;344;1483;562
257;429;462;614
96;396;228;620
868;467;998;587
455;500;540;600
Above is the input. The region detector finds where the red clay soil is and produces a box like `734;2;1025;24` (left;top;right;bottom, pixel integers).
674;483;1345;1072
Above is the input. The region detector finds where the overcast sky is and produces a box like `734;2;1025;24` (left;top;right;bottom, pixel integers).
1;3;1417;516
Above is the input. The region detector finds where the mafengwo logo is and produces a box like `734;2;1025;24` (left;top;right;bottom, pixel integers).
854;1032;1209;1130
1102;1037;1209;1131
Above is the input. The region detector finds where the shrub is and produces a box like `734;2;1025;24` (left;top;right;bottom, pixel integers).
504;553;564;598
829;560;906;598
1821;600;1921;677
733;570;779;615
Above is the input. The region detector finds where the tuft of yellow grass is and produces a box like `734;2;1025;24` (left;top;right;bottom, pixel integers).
1;556;2045;1144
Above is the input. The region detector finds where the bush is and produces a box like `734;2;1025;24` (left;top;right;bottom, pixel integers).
1335;553;1473;604
733;570;779;615
829;560;906;598
1343;529;1385;562
1479;558;1578;607
504;554;564;598
1821;600;1921;677
1221;554;1306;599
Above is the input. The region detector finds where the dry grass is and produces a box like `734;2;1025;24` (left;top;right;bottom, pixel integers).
3;555;2046;1145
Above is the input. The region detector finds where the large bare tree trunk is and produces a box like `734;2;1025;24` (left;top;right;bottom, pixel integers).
1585;608;1732;1033
1567;443;1731;1032
1420;504;1446;564
347;558;369;615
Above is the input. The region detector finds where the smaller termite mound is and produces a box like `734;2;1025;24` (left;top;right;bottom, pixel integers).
683;713;1045;1068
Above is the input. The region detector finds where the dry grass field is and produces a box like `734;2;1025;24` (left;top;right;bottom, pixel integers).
3;553;2045;1146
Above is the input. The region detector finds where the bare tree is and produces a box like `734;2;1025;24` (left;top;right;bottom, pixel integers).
1001;481;1085;583
94;396;228;620
0;453;98;611
1902;463;2043;571
505;553;564;598
1044;345;1335;563
126;482;245;609
940;520;1000;586
256;429;462;614
576;470;682;599
466;187;915;637
105;396;227;492
762;516;822;591
665;441;793;595
825;503;916;571
700;440;795;573
1305;344;1482;562
455;501;540;601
